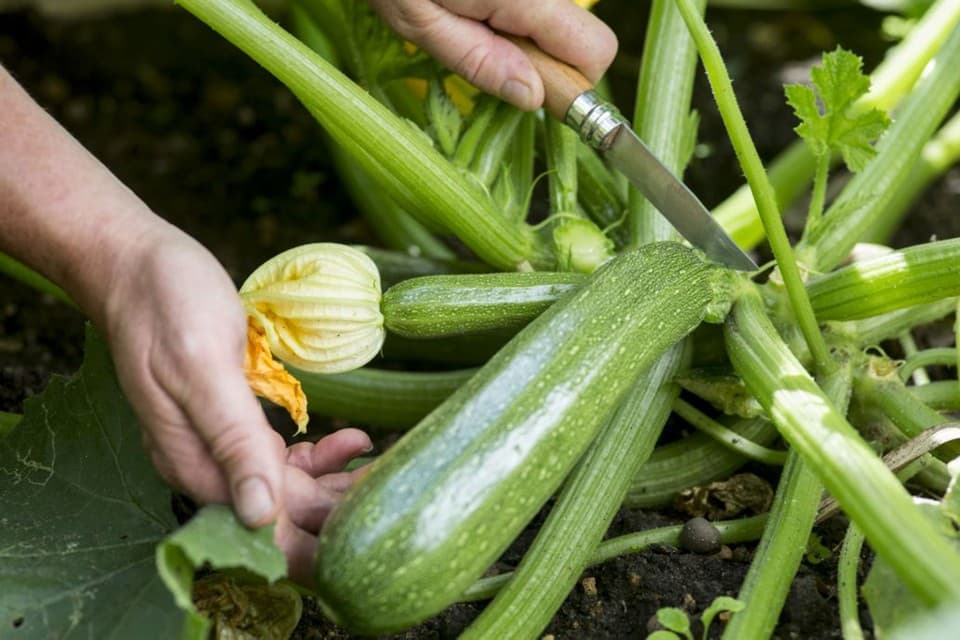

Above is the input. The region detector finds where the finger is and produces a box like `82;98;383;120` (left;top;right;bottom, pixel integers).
372;0;544;110
284;466;346;533
275;514;318;586
286;428;372;477
441;0;618;83
180;361;286;528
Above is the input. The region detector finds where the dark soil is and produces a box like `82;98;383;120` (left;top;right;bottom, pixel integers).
1;3;957;639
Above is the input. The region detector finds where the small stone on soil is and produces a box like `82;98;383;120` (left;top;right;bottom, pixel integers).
679;516;722;554
581;576;598;597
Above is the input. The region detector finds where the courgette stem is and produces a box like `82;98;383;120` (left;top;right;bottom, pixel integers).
459;514;768;602
577;144;628;245
863;111;960;245
801;153;829;239
453;96;499;169
727;288;960;605
176;0;544;271
840;298;956;345
911;382;960;412
0;252;75;308
470;107;525;189
722;452;821;639
712;0;960;248
0;411;21;437
899;332;931;386
545;118;580;216
461;344;688;639
674;0;834;375
723;359;852;639
295;367;475;429
673;399;787;465
837;524;867;640
504;113;537;223
798;24;960;272
625;417;780;509
628;0;704;246
807;238;960;322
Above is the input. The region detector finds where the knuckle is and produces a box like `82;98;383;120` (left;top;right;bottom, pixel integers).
455;43;498;88
384;1;438;39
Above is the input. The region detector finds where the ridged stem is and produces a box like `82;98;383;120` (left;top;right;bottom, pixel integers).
176;0;542;270
723;359;851;639
900;348;958;382
807;238;960;321
838;524;866;640
628;0;704;246
727;288;960;605
674;0;834;374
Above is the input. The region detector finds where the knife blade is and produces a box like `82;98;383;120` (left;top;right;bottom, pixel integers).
509;37;758;272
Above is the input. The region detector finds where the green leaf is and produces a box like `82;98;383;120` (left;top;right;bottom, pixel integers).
784;47;890;172
700;595;745;638
0;410;19;436
656;607;693;639
863;501;960;635
156;505;290;638
647;631;682;640
0;327;181;639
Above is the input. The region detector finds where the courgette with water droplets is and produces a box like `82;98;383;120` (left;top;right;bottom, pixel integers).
312;242;733;634
381;272;583;338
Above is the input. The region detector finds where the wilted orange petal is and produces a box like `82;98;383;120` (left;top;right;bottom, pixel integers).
243;317;309;434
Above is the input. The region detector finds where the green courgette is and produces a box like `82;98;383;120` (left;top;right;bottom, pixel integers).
381;272;584;338
312;242;732;634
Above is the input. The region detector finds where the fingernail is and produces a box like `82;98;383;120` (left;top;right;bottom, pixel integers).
501;79;535;110
236;476;275;526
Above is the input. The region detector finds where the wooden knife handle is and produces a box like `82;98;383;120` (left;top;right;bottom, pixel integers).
504;35;593;122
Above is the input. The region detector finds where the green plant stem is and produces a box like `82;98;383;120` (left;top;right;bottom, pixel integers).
839;298;956;345
799;25;960;271
673;399;787;465
723;361;851;639
808;238;960;321
454;96;499;169
460;514;768;602
863;111;960;244
544;117;580;216
626;417;780;508
578;143;628;244
0;411;20;437
294;366;475;430
712;0;960;248
470;107;525;189
461;344;687;639
504;113;536;223
838;524;866;640
726;288;960;606
911;381;960;412
674;0;833;374
900;349;957;382
629;0;704;245
899;332;931;386
176;0;543;270
722;452;821;639
803;153;829;237
0;252;76;307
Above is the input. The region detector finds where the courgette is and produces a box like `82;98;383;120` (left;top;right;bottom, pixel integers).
381;272;583;338
312;242;732;634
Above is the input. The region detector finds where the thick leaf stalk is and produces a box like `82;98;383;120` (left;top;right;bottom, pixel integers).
176;0;541;270
808;238;960;320
726;288;960;606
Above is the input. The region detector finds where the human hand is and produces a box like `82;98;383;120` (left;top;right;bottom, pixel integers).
97;223;370;578
371;0;617;111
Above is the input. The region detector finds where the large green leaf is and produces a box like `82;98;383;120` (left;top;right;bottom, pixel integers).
0;327;181;639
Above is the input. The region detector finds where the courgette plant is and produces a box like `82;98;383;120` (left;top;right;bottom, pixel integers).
2;0;960;638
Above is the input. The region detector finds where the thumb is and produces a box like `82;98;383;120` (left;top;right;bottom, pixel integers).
184;367;286;527
372;0;544;111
